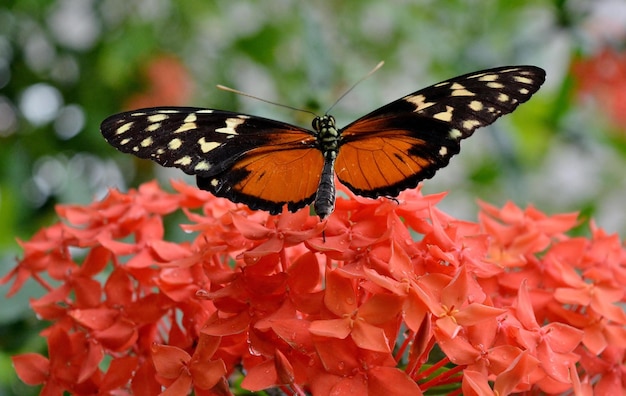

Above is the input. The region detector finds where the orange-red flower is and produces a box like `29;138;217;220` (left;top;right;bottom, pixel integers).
572;47;626;130
3;180;626;395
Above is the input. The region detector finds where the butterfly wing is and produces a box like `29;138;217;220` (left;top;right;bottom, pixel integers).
335;65;546;198
101;107;323;214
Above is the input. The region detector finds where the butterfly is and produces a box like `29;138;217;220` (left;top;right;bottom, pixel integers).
101;65;545;220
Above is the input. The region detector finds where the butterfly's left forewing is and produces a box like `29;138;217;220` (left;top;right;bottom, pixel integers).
101;107;323;214
335;65;546;198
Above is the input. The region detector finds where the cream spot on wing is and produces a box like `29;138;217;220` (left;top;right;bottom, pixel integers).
168;138;183;150
467;72;486;79
174;122;196;133
478;74;499;82
498;93;510;102
450;83;475;96
469;100;484;111
174;156;192;166
156;148;165;155
140;137;153;147
405;94;435;112
116;122;134;135
194;161;211;171
519;88;529;94
199;137;220;153
463;119;482;130
157;109;181;114
216;117;245;135
449;129;462;139
439;146;448;156
120;138;131;145
130;112;146;116
146;123;161;132
487;82;505;89
435;81;450;87
184;113;197;123
210;178;219;187
433;106;454;122
148;114;169;122
514;76;533;84
196;109;214;114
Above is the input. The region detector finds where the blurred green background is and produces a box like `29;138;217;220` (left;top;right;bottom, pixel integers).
2;0;626;394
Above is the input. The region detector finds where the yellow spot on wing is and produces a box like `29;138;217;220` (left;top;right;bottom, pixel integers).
148;114;169;122
194;161;211;171
450;83;475;96
449;129;462;139
175;122;197;133
146;123;160;132
405;94;435;112
433;106;454;122
184;114;197;123
199;137;220;153
141;137;153;147
462;119;482;130
216;118;245;135
514;76;534;84
498;93;509;102
478;74;499;82
487;82;504;89
116;122;134;135
469;101;484;111
169;138;183;150
175;156;192;166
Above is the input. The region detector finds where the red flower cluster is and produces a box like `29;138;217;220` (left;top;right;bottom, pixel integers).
572;47;626;130
3;180;626;395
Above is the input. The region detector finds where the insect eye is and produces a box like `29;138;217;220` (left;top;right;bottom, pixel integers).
312;117;320;131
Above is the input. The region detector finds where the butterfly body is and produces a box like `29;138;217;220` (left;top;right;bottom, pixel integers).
101;65;546;219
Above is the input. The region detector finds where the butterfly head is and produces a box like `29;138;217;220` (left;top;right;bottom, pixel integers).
312;115;340;154
312;114;336;132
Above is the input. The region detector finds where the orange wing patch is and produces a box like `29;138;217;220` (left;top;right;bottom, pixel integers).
230;146;324;206
336;131;433;195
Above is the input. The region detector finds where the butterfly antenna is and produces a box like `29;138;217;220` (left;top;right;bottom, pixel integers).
217;84;318;117
325;60;385;115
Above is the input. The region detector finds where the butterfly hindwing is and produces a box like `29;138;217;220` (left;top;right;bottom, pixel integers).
335;65;546;197
101;107;322;214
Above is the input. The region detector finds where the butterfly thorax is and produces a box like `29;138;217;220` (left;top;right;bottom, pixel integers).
312;115;340;158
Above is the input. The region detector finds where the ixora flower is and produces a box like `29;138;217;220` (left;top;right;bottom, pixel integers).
3;180;626;395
